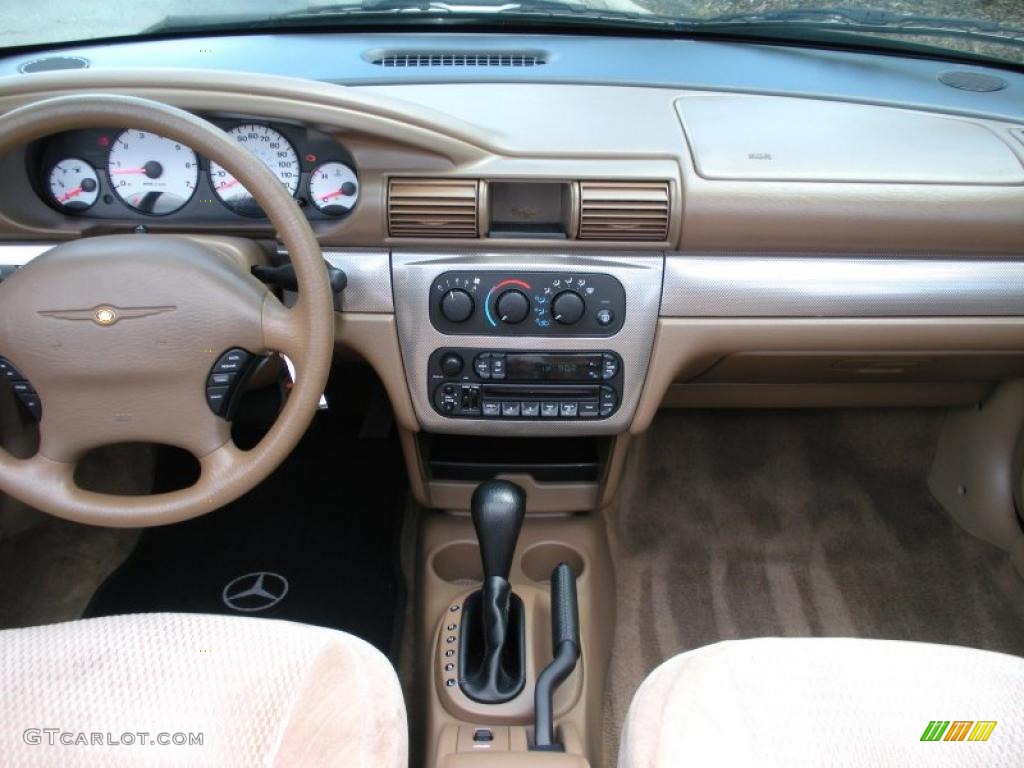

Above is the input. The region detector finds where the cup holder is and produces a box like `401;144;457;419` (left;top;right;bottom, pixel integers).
520;542;585;584
431;541;483;585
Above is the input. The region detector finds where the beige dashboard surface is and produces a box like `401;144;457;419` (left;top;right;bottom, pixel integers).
0;73;1022;252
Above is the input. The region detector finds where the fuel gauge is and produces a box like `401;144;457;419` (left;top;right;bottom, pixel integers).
308;162;358;216
48;157;100;211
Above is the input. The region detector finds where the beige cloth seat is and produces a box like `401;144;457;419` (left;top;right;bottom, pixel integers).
0;613;407;767
619;637;1024;768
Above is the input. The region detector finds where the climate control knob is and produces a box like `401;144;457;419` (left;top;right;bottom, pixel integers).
496;289;530;324
551;291;586;325
440;288;474;323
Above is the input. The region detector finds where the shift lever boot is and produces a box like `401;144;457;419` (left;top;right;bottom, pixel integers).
459;480;526;704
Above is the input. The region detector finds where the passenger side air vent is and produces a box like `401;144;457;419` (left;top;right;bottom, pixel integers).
370;51;547;68
388;179;480;238
577;181;671;241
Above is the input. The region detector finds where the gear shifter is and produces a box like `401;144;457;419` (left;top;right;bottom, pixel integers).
458;480;527;704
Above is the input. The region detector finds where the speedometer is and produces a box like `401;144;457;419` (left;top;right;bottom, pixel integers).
108;130;198;215
210;124;300;216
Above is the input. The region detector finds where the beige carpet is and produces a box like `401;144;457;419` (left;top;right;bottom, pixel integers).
603;409;1024;765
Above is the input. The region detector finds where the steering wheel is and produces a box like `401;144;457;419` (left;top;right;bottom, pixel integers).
0;95;335;526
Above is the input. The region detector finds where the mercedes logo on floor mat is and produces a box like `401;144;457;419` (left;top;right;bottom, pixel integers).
222;571;289;612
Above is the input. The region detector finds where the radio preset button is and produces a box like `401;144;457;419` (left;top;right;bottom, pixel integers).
579;402;600;418
501;401;521;417
482;400;501;417
521;401;540;417
541;402;560;418
559;402;578;418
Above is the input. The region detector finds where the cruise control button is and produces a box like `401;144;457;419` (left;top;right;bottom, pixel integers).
206;386;230;414
16;391;41;420
482;400;501;417
208;372;236;387
521;401;540;417
501;401;521;417
559;402;578;418
0;358;24;380
541;402;560;418
213;348;250;374
10;380;35;396
579;402;600;418
473;353;492;379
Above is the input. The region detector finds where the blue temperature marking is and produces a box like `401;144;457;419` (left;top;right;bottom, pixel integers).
484;287;498;327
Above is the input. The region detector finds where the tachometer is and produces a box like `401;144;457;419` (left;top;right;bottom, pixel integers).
108;130;198;215
308;162;359;216
210;124;300;216
48;157;99;211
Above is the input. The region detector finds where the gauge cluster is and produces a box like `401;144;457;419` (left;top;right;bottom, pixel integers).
31;118;359;223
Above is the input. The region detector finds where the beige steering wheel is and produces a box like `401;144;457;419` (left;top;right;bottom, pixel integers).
0;95;335;526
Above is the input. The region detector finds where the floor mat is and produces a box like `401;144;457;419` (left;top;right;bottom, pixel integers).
603;409;1024;763
85;414;407;658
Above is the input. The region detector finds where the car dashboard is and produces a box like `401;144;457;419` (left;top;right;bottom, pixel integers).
1;32;1024;493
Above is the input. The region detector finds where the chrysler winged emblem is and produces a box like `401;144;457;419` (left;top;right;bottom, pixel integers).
37;304;175;327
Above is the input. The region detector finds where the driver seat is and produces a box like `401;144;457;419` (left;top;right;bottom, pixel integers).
0;613;407;767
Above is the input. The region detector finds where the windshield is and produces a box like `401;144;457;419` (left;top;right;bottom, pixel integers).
4;1;1023;67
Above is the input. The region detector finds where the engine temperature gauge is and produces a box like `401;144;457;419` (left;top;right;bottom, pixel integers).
308;162;358;215
48;157;100;211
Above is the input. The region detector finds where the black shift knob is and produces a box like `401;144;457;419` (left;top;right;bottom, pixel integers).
471;480;526;582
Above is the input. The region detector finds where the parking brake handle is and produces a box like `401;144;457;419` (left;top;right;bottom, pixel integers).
532;562;581;751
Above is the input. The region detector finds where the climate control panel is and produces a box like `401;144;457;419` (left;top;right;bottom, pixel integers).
428;348;623;420
429;271;626;337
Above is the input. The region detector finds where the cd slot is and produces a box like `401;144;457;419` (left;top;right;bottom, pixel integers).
482;384;600;399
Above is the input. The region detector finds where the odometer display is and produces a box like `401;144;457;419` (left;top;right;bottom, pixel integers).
108;130;198;215
210;124;299;216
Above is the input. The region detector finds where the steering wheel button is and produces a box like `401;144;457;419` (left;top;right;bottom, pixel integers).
208;372;235;387
16;392;41;420
10;381;34;395
205;386;230;415
214;348;250;374
0;359;24;380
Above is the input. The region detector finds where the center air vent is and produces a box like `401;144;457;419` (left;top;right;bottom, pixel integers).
370;51;547;67
388;179;480;238
577;181;671;241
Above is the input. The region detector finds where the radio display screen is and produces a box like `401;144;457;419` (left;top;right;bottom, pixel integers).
506;354;600;381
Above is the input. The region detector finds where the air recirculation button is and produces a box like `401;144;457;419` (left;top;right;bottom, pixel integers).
206;348;254;418
0;357;41;421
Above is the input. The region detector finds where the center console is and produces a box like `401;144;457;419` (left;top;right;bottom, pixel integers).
393;252;663;437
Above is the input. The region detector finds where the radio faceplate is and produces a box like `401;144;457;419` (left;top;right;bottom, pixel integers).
428;348;622;420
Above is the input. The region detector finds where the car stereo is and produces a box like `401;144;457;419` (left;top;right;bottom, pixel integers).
427;348;622;420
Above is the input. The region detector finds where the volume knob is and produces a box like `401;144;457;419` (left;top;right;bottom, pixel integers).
440;288;474;323
551;291;585;325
